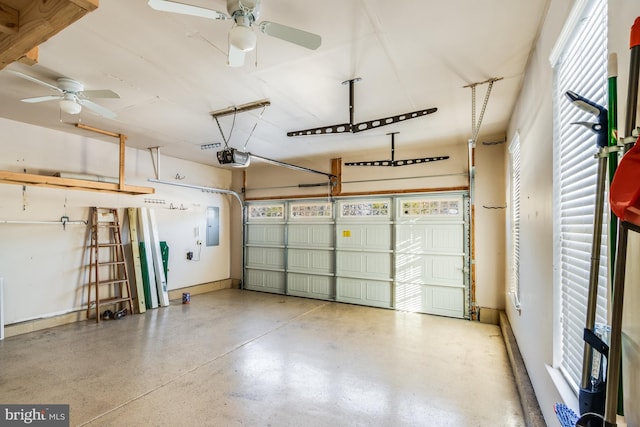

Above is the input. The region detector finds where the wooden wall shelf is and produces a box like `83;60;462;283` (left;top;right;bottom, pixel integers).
0;170;154;195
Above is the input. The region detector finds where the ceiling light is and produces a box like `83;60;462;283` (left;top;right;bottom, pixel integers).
229;25;256;51
59;95;81;115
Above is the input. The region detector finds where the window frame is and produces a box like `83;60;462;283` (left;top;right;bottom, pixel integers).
508;131;522;313
550;0;609;393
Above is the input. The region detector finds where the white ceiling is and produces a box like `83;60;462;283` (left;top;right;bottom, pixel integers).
0;0;549;168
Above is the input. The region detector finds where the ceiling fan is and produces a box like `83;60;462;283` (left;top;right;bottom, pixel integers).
148;0;322;67
8;70;120;119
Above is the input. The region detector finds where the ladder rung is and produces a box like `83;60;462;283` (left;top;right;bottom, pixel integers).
97;279;128;286
98;261;126;267
97;243;121;247
95;296;131;306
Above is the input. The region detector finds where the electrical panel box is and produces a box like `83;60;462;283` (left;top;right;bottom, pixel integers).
206;207;220;247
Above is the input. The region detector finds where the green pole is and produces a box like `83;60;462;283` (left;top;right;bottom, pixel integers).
607;52;625;418
608;53;618;281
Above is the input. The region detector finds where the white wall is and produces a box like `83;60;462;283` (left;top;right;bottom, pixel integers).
474;138;507;310
506;0;640;424
0;117;233;324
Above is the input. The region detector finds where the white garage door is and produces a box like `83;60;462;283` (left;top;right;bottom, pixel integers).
244;193;469;318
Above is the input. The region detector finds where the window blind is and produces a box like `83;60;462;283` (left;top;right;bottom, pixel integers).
509;133;521;310
552;0;608;391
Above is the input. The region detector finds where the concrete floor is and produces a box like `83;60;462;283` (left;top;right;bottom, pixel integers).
0;289;524;426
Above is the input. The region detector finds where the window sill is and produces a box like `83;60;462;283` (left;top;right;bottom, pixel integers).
546;365;628;426
546;364;579;411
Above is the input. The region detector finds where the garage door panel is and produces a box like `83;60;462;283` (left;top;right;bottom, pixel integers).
395;253;463;286
395;282;423;312
288;224;333;247
396;224;464;254
336;251;391;280
337;277;392;308
287;273;332;300
395;282;464;317
431;286;464;317
245;269;285;294
246;247;285;270
336;224;391;250
247;224;285;246
288;249;333;274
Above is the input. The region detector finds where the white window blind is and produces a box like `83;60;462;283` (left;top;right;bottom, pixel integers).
552;0;608;391
509;133;521;311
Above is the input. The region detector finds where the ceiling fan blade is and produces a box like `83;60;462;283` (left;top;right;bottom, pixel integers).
7;70;62;93
228;44;247;67
21;95;63;103
80;89;120;99
259;21;321;50
147;0;228;20
78;99;117;119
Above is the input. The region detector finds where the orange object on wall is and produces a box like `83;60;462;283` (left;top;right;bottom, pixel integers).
610;141;640;223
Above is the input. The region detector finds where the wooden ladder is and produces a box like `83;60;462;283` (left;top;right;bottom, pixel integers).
87;207;134;323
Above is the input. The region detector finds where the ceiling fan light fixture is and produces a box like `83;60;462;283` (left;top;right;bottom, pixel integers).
60;97;82;115
229;24;256;51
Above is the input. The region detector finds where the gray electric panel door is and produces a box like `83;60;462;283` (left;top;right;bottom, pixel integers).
206;207;219;247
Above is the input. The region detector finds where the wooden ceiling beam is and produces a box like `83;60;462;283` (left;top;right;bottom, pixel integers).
0;0;98;70
17;45;38;65
0;2;19;35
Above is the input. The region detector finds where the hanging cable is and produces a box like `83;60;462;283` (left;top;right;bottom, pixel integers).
215;107;238;149
243;106;266;151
